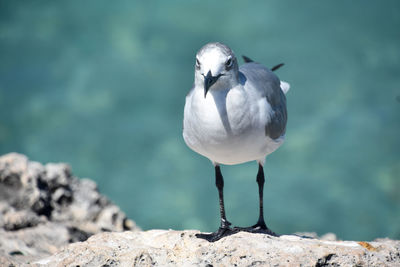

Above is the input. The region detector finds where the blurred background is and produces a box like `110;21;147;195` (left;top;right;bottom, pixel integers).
0;1;399;241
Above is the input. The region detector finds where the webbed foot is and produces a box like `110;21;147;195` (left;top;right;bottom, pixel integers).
196;227;238;242
234;220;278;236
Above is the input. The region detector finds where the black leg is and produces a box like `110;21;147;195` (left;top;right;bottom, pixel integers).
254;164;270;230
196;165;237;242
234;164;277;236
216;165;230;228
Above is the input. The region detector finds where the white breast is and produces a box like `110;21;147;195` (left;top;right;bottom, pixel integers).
183;86;282;165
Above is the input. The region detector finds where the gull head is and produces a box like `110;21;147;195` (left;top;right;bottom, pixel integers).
194;42;239;98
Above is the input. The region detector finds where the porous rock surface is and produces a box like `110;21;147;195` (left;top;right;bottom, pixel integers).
1;153;400;266
0;153;139;265
36;230;400;266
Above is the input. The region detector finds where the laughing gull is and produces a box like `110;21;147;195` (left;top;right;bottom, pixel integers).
183;42;290;242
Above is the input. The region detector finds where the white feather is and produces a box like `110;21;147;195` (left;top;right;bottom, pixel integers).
280;81;290;94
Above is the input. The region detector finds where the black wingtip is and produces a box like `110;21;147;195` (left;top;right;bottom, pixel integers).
271;63;284;72
242;55;254;63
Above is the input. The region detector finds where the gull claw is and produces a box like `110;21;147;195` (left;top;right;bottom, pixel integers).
196;227;239;242
233;222;278;236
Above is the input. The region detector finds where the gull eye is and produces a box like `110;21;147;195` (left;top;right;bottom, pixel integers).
195;58;200;68
225;57;233;69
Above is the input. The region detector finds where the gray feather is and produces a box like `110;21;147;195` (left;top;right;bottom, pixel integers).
271;63;284;72
242;55;254;63
197;42;233;58
239;63;287;140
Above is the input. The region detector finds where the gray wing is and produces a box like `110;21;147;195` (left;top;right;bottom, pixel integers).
239;63;287;140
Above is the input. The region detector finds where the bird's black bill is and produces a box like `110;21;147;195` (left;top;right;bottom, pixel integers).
204;71;222;97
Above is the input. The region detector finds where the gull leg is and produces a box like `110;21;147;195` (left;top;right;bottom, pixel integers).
234;164;277;236
196;165;237;242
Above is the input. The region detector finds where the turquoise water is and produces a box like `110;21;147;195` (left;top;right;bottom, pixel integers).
1;1;399;241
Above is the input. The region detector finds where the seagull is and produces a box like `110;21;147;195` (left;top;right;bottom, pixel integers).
183;42;290;242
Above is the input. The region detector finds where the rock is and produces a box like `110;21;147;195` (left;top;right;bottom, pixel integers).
35;230;400;266
0;223;69;265
2;153;400;266
0;153;139;265
2;210;44;231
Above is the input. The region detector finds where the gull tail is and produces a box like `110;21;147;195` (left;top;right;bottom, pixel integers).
280;81;290;94
271;63;284;71
242;55;254;63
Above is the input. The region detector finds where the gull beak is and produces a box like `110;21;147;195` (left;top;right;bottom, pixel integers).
204;70;220;98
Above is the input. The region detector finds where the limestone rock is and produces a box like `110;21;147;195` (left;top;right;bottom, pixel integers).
36;230;400;266
1;153;399;266
0;153;139;265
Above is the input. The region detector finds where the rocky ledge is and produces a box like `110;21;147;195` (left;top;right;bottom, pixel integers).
36;230;400;266
1;153;399;266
